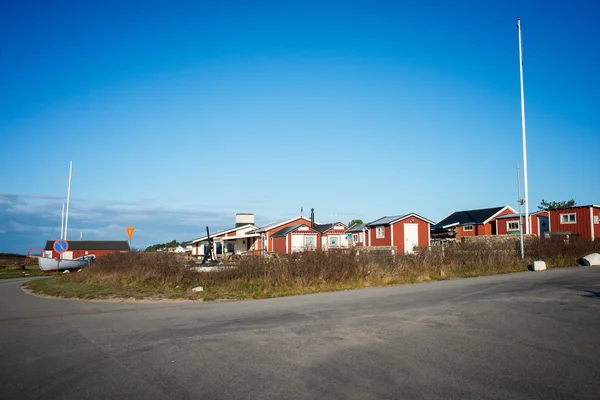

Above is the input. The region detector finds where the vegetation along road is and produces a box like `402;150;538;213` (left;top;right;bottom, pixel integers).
1;267;599;399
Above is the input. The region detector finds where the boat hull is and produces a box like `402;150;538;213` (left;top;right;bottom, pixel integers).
38;256;95;272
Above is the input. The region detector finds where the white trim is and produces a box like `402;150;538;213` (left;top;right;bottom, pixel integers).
441;222;460;229
506;220;519;232
254;216;314;233
559;213;576;224
192;224;258;243
389;213;435;226
483;205;517;225
391;224;394;246
463;225;474;231
368;228;372;246
591;207;595;241
427;224;431;246
376;226;385;239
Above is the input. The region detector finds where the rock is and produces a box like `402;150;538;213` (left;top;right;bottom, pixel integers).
192;286;204;292
531;261;547;271
62;270;70;274
581;253;600;266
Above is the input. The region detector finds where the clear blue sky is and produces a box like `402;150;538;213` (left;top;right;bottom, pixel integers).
1;0;599;253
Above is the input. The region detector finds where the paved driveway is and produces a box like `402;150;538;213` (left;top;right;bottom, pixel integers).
1;268;599;399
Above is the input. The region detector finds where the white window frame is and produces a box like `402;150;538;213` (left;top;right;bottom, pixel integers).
376;226;385;238
560;213;576;224
329;236;339;247
507;221;519;232
359;232;363;242
305;236;316;249
352;233;359;243
463;225;473;231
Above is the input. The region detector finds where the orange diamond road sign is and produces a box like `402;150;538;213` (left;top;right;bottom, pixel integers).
126;227;135;239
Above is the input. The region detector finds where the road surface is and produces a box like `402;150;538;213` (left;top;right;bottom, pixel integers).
1;267;599;399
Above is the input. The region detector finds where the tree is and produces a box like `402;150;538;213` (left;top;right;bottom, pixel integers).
538;199;576;211
144;239;182;252
348;219;364;228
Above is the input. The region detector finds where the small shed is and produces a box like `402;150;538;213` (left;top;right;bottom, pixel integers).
314;222;349;250
366;213;434;254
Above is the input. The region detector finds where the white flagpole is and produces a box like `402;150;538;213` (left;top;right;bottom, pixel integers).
60;203;65;240
64;161;73;240
517;18;530;234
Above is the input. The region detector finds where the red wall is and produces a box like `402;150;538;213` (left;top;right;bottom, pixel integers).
496;217;523;235
549;206;599;240
272;236;287;253
369;225;392;246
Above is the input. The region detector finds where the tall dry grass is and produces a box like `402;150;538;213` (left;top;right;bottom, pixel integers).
60;238;600;298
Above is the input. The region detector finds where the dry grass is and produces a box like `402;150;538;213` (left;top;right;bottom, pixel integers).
26;239;600;300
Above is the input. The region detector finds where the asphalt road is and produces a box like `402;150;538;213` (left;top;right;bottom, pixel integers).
1;268;599;399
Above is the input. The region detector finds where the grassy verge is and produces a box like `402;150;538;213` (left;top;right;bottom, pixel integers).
0;265;43;279
22;239;599;301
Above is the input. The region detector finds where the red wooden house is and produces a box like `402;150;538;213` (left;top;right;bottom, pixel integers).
315;222;349;250
431;206;516;242
366;213;434;254
495;210;550;237
271;224;319;254
43;240;130;259
347;223;369;247
547;205;600;240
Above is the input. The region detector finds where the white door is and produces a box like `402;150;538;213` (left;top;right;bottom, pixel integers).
404;223;419;254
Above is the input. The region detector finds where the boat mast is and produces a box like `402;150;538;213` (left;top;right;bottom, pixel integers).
517;18;530;234
64;161;73;240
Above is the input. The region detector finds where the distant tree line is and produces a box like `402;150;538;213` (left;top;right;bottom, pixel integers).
144;240;183;252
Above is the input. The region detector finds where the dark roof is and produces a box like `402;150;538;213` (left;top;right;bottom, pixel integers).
367;213;435;227
44;240;131;251
433;207;506;229
313;222;346;233
271;224;306;238
347;223;367;233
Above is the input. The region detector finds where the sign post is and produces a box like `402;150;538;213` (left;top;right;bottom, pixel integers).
53;239;69;274
126;227;135;249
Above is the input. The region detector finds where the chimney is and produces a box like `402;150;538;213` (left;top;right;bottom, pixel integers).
310;208;315;228
235;213;255;227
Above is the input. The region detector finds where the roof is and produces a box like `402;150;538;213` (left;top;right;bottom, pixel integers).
44;240;130;251
313;222;347;233
191;224;257;243
249;216;313;234
495;213;521;220
367;213;435;227
433;206;515;229
271;224;308;238
347;223;367;233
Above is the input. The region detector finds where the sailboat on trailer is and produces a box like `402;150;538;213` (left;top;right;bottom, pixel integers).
38;162;95;272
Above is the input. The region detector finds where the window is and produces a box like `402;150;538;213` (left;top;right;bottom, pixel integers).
305;236;316;249
507;221;519;231
359;232;363;242
352;233;359;243
329;236;339;247
463;225;473;231
560;213;576;224
376;226;385;238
